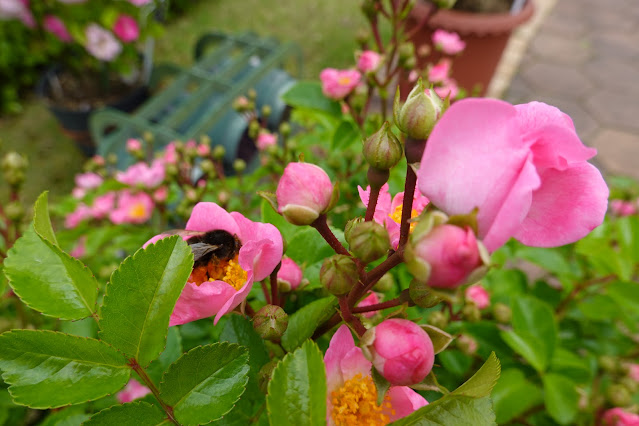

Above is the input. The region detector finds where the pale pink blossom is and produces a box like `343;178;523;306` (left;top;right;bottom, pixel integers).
145;202;283;326
610;200;637;217
85;24;122;62
357;50;382;73
116;380;151;403
408;70;419;83
129;0;152;5
72;188;85;199
256;131;277;151
358;183;429;249
602;408;639;426
91;192;116;219
1;0;35;27
319;68;361;100
116;159;165;188
43;15;72;42
325;325;428;425
277;257;302;292
197;144;210;157
185;140;197;150
163;142;178;164
75;172;103;189
109;191;154;224
364;319;434;386
418;99;609;252
113;14;139;43
276;162;334;225
428;59;451;83
432;29;466;55
126;138;142;152
357;291;380;318
465;284;490;309
65;204;92;229
434;78;459;99
153;186;168;203
92;155;105;166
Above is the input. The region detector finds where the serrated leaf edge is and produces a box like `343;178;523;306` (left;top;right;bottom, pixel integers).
452;352;502;398
81;401;165;425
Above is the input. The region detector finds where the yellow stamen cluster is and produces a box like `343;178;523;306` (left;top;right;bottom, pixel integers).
338;76;352;86
389;205;419;232
220;258;247;290
331;373;394;426
129;202;148;220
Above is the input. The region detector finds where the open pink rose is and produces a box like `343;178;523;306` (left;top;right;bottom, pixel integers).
91;192;116;219
116;159;165;188
602;408;639;426
325;325;428;425
358;183;429;249
319;68;361;100
109;191;154;224
117;379;151;403
432;29;466;55
418;99;609;252
357;50;382;73
113;14;139;43
256;131;277;151
85;24;122;62
65;204;92;229
465;284;490;309
146;202;283;326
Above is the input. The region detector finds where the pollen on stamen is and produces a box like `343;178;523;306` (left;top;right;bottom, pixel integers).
330;373;393;426
389;205;419;232
222;257;247;291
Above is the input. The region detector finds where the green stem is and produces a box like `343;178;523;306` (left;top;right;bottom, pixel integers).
129;360;179;425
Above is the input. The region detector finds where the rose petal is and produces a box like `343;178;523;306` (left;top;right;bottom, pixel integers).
386;386;428;420
169;280;238;326
325;325;356;392
213;270;255;324
185;202;240;235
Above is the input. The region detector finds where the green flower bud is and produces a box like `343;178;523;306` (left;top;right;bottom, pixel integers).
253;305;288;341
493;303;512;324
607;384;632;407
409;280;443;308
200;159;215;175
5;201;24;222
393;78;445;140
599;355;618;373
433;0;457;8
457;334;478;356
218;190;231;204
363;121;404;170
402;56;417;70
233;159;247;173
461;303;481;322
279;122;291;138
356;29;370;46
200;135;211;146
249;120;261;139
261;105;272;118
427;311;448;330
373;273;395;292
346;220;390;263
398;42;415;62
258;360;278;394
1;152;28;172
165;163;179;177
107;153;118;165
213;145;226;160
361;0;377;20
247;88;257;101
320;255;359;296
344;218;364;243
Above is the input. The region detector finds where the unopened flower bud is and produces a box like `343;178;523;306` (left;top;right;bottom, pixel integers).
599;355;618;373
320;255;358;296
276;162;336;226
218;190;230;204
5;201;24;222
409;280;443;308
1;152;28;172
253;305;288;341
261;105;272;118
233;159;247;173
249;121;261;139
398;42;415;62
493;303;512;324
346;220;390;263
462;303;481;322
165;163;178;177
185;188;198;202
620;377;639;394
393;78;445;140
258;360;278;394
344;217;364;242
233;96;251;112
356;29;370;45
373;273;395;292
143;131;154;143
213;145;226;160
363;122;403;171
457;334;478;356
200;159;215;174
428;310;448;329
405;224;482;289
279;122;291;138
361;0;377;20
247;88;257;101
607;384;632;407
107;153;118;165
402;56;417;70
362;319;434;386
277;257;303;292
465;284;490;309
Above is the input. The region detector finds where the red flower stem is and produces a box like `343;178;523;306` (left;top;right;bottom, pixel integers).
270;263;281;307
311;312;342;340
311;215;350;256
365;186;381;222
370;17;385;54
397;166;417;249
348;250;404;306
244;303;256;318
129;360;178;424
405;3;438;40
261;281;271;304
352;297;404;313
339;296;367;337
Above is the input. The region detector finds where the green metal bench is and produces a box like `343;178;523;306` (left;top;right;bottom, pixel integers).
90;31;302;171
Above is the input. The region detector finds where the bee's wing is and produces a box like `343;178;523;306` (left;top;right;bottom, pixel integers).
162;229;205;237
189;242;222;263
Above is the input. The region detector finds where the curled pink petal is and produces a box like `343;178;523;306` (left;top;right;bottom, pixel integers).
169;280;238;326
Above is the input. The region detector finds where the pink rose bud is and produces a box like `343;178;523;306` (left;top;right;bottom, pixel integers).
277;257;302;292
197;143;210;157
465;284;490;309
357;50;382;73
276;162;335;225
432;29;466;55
319;68;361;100
256;131;278;151
405;225;482;289
611;199;637;217
602;407;639;426
153;186;168;203
126;138;142;152
113;15;139;43
43;15;72;42
363;319;434;386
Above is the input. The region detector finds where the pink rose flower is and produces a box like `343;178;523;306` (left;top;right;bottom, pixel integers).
0;0;34;28
197;143;210;157
319;68;361;100
85;24;122;62
75;172;103;189
628;364;639;382
256;131;277;151
116;379;151;403
357;50;382;73
109;191;154;224
465;284;490;309
602;408;639;426
357;291;380;318
428;59;451;84
153;186;168;203
418;99;609;252
43;15;72;42
146;202;283;326
113;14;139;43
364;319;434;386
129;0;152;5
162;142;178;164
432;29;466;55
276;162;334;225
610;200;637;217
358;183;429;249
325;325;428;425
434;78;459;100
91;192;116;219
116;159;165;188
65;204;92;229
277;257;302;292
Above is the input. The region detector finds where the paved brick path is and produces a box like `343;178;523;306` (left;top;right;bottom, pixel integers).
503;0;639;178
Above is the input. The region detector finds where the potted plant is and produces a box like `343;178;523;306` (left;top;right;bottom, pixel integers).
1;0;162;155
407;0;534;96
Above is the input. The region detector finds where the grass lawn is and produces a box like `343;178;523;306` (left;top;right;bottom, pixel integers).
0;0;366;205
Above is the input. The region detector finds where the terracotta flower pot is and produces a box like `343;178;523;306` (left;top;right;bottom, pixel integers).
405;0;534;96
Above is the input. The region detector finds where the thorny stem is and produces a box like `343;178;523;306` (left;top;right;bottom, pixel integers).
364;186;381;222
397;166;417;248
270;262;282;307
129;360;178;424
339;296;367;337
311;215;350;256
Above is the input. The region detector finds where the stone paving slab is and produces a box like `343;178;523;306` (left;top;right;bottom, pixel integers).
501;0;639;179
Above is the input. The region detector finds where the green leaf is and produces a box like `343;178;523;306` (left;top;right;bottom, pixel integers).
500;330;547;372
608;281;639;313
145;327;183;384
4;226;98;320
511;295;557;370
38;407;90;426
437;350;472;377
542;373;579;425
267;340;326;426
0;330;130;408
281;297;337;352
390;396;496;425
220;315;269;377
550;348;591;383
491;369;543;424
84;402;167;425
515;247;575;277
99;236;194;366
33;191;58;246
452;352;501;398
260;199;297;243
160;342;250;425
281;81;341;116
286;227;342;265
421;325;453;355
371;367;391;406
332;120;361;150
578;294;620;321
